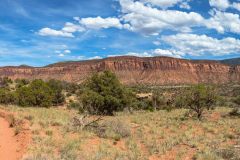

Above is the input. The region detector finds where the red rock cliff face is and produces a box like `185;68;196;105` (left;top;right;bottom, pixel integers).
0;56;239;85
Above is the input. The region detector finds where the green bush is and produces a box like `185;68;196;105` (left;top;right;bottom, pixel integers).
152;91;167;110
29;80;53;107
184;85;217;120
0;88;17;104
175;94;188;108
233;96;240;106
63;82;80;94
16;86;35;106
230;96;240;116
132;99;153;111
47;79;65;106
0;77;12;88
16;80;53;107
81;90;104;114
80;71;135;115
15;79;30;88
67;102;82;111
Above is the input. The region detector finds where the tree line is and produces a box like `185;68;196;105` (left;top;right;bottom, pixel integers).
0;71;239;119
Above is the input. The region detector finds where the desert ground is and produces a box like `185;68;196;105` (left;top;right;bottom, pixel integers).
0;105;239;160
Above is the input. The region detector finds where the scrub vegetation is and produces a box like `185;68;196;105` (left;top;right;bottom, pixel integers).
0;72;239;160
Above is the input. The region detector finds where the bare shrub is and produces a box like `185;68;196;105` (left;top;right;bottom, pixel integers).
96;119;131;140
217;148;240;160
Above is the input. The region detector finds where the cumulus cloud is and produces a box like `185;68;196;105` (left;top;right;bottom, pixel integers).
38;28;74;38
140;0;183;9
152;49;185;58
232;2;240;11
119;0;204;35
38;0;240;39
162;33;240;56
58;53;65;57
62;22;85;33
38;17;123;37
64;49;71;54
88;56;102;60
108;49;185;58
153;41;161;45
126;52;152;57
205;10;240;34
80;16;123;29
209;0;240;12
179;1;191;10
209;0;230;11
38;22;86;38
56;49;71;57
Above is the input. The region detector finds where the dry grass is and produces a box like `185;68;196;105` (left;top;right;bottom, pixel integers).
0;105;239;160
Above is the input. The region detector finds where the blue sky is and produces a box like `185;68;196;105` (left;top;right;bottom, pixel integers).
0;0;239;66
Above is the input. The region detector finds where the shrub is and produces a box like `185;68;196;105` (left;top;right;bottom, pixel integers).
175;94;188;108
63;82;79;94
16;86;36;107
16;80;53;107
80;71;135;115
230;96;240;116
216;148;240;160
229;108;240;117
47;79;65;106
133;99;153;111
81;90;105;114
185;85;217;120
1;78;66;107
67;102;82;110
30;80;53;107
15;79;30;88
233;96;240;106
0;77;12;88
0;88;17;104
96;119;131;140
152;91;167;110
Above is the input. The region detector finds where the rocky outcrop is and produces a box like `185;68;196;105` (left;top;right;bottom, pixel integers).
0;56;239;85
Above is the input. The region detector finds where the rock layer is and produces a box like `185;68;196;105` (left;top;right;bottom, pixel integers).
0;56;239;85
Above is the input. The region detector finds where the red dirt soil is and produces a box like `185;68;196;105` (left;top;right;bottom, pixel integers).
0;110;31;160
0;117;19;160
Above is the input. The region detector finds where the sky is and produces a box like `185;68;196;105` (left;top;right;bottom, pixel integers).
0;0;240;66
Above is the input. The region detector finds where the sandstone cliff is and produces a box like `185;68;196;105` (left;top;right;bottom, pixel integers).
0;56;239;85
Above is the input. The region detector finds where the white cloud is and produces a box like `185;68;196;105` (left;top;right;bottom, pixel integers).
38;21;85;38
126;52;152;57
179;1;191;10
109;49;185;58
209;0;230;11
38;28;74;38
205;10;240;34
37;0;240;40
232;2;240;11
62;22;85;33
55;50;61;54
64;49;71;54
209;0;240;12
88;56;102;60
119;0;204;35
152;49;185;58
73;16;81;21
162;33;240;56
140;0;183;9
153;41;160;45
58;53;65;57
80;16;123;29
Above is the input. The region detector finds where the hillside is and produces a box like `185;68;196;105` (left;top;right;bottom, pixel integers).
0;56;239;85
220;57;240;66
